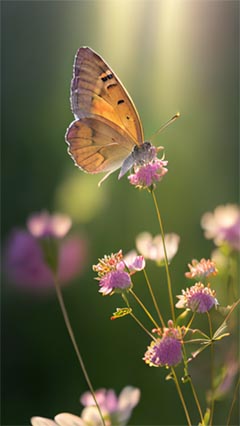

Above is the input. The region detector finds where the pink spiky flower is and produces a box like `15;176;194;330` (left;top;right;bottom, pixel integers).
185;258;218;279
93;250;145;295
143;321;183;367
127;143;168;189
176;282;218;313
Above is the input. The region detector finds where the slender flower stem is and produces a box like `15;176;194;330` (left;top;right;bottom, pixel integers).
182;344;203;424
151;191;176;322
189;378;204;424
207;311;215;426
53;274;106;426
143;269;165;328
129;288;160;328
171;367;192;426
122;293;155;339
226;374;240;425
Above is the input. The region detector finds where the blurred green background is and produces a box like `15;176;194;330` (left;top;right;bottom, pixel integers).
2;1;239;425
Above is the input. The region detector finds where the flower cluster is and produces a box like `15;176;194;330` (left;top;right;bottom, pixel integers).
127;143;168;189
31;386;140;426
144;321;183;367
185;258;218;279
93;250;145;295
176;282;218;313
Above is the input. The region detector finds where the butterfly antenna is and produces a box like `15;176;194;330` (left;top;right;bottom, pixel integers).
149;112;180;143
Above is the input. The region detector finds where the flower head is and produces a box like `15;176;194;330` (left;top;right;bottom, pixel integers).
144;322;183;367
136;232;180;264
176;282;218;313
185;258;218;279
201;204;240;251
80;386;140;425
27;211;72;238
4;219;86;292
127;142;168;189
93;250;145;295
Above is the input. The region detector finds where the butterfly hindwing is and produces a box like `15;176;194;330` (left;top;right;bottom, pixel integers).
66;115;136;174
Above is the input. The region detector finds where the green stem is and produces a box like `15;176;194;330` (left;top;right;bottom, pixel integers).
121;294;154;339
151;191;176;322
171;367;192;426
226;374;240;425
143;269;165;328
129;288;160;329
189;378;204;424
53;275;106;426
207;311;215;426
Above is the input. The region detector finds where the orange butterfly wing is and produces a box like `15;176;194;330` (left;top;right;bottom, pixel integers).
66;47;144;176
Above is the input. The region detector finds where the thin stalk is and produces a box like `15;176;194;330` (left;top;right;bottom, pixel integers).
129;288;160;328
171;367;192;426
122;293;155;339
182;344;203;423
53;275;106;426
226;375;240;425
151;191;175;322
189;379;204;424
207;311;215;426
143;269;165;328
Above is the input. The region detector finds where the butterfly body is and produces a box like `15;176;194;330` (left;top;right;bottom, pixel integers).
66;47;145;183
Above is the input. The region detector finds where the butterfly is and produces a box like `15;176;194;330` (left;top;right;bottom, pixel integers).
65;46;152;185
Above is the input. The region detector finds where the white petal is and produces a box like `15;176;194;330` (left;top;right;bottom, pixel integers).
54;413;85;426
31;417;57;426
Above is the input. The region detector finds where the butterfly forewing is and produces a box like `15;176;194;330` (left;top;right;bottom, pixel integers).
70;47;144;145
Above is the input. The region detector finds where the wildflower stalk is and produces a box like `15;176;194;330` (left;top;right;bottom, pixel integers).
182;344;204;423
53;274;106;426
226;374;240;425
207;311;215;426
122;293;155;339
143;269;165;328
129;288;160;328
171;367;192;426
151;191;176;322
189;378;204;424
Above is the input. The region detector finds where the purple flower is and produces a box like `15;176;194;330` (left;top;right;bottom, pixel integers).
201;204;240;251
144;323;183;367
93;250;145;296
176;282;218;313
27;211;72;238
4;229;87;292
185;258;218;279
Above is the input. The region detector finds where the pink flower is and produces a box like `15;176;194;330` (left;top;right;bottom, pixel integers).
144;322;183;367
27;211;72;238
185;258;218;279
126;142;168;189
31;387;140;426
80;386;140;425
201;204;240;251
93;250;145;296
136;232;180;264
176;282;218;313
4;216;87;292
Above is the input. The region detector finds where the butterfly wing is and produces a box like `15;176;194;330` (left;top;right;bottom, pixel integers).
66;47;144;179
66;115;136;174
70;46;144;144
